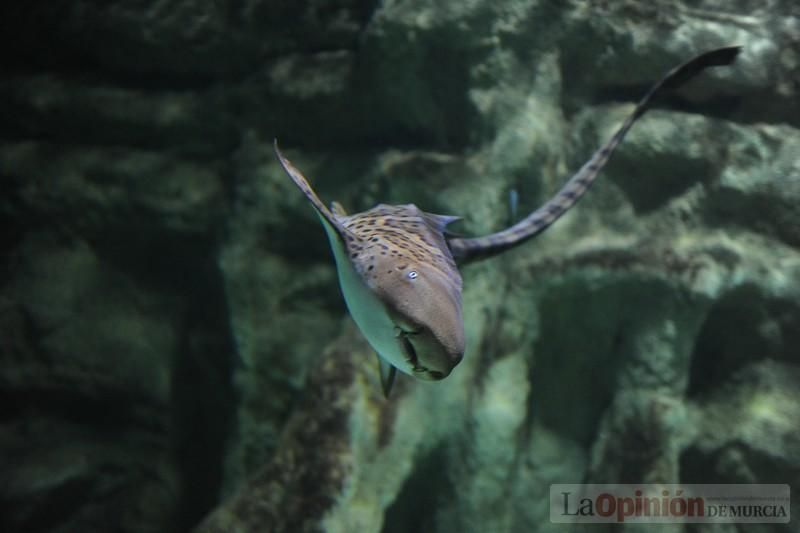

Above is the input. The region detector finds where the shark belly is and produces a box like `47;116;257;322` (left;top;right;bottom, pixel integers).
320;218;412;375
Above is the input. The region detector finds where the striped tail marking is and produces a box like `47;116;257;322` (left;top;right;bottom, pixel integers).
448;46;741;262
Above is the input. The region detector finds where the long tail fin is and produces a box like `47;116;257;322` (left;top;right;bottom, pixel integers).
448;46;741;263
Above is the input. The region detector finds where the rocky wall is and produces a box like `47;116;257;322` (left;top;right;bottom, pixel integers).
1;1;798;532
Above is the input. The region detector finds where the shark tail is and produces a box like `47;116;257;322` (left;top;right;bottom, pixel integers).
448;46;741;263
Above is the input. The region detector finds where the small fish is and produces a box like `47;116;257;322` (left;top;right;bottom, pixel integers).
275;46;740;396
508;188;519;226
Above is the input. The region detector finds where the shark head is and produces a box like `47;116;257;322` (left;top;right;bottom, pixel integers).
370;253;465;380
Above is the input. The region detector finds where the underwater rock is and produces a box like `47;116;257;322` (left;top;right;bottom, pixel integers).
0;142;226;236
195;329;364;533
1;0;799;533
0;143;235;530
202;3;800;532
0;236;180;532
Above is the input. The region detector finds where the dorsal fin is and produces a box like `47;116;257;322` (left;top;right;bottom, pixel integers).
447;46;741;262
421;213;461;233
274;140;356;242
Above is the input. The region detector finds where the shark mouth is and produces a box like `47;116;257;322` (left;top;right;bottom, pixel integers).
398;328;445;380
399;331;420;367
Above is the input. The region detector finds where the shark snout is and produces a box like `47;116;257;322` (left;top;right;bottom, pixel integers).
426;349;463;381
404;327;464;381
380;261;466;382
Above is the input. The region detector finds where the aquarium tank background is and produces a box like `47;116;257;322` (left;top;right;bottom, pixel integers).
0;1;798;532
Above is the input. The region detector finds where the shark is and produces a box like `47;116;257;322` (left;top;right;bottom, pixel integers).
275;46;740;396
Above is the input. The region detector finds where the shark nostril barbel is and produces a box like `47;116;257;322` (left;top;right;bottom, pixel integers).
274;46;740;397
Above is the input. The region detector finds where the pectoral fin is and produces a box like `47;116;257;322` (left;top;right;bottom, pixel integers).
274;140;357;244
377;354;397;398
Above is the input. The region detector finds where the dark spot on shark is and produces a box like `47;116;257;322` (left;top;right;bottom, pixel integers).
561;189;579;201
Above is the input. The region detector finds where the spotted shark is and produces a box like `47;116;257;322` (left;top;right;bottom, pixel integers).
275;46;740;396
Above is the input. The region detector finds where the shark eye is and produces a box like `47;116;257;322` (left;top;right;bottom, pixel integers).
407;270;418;280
